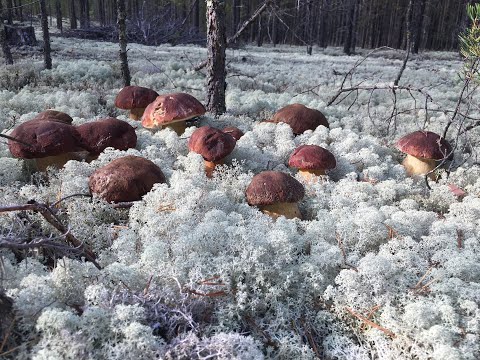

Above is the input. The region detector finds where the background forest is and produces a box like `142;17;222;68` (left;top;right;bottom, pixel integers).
0;0;474;53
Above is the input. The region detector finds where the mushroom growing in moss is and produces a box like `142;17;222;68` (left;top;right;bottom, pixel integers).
188;126;236;177
288;144;336;182
142;93;206;135
246;171;305;220
8;118;82;171
222;126;244;141
271;104;329;135
33;109;74;124
89;155;166;203
396;130;452;179
114;86;159;121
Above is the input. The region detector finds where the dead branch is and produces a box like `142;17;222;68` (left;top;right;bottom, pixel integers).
345;307;396;338
0;200;100;269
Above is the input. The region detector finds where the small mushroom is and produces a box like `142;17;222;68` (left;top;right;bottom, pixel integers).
288;145;336;182
271;104;329;135
33;109;74;124
76;117;137;160
8;118;82;171
246;171;305;220
188;126;236;177
222;126;244;141
142;93;206;135
89;155;166;203
396;131;452;179
114;86;159;121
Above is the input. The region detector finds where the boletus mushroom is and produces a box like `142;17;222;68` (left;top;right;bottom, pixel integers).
142;93;206;135
222;126;244;141
188;126;236;177
396;130;452;179
76;117;137;160
33;109;74;124
246;171;305;220
8;118;82;171
288;144;336;182
114;86;159;121
89;155;166;203
271;104;329;135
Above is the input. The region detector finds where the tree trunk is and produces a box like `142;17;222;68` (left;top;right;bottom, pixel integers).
193;0;200;30
56;0;62;32
206;0;226;115
39;0;52;70
343;0;356;55
412;0;426;53
70;0;77;29
117;0;130;87
98;0;105;27
79;0;87;29
0;24;14;65
5;0;12;24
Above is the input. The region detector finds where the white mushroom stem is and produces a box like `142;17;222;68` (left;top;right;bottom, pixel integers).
402;154;437;179
204;159;224;178
129;107;146;121
298;169;326;182
167;121;187;135
259;202;302;220
34;152;84;172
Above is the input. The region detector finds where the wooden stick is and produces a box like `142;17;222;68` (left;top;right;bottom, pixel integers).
345;307;396;338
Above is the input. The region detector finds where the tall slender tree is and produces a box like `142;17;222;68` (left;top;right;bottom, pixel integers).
206;0;226;115
39;0;52;69
117;0;131;86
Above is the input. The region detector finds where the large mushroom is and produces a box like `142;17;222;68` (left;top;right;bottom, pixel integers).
396;130;452;179
271;104;329;135
246;171;305;220
188;126;236;177
89;155;166;203
33;109;73;124
288;145;336;182
222;126;244;141
76;117;137;157
8;118;82;171
142;93;206;135
114;86;159;121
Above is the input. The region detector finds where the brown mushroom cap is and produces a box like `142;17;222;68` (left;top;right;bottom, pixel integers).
114;86;159;110
222;126;244;141
34;110;73;124
89;155;166;203
396;131;452;160
188;126;236;162
142;93;206;129
288;145;336;171
8;119;81;159
246;171;305;206
272;104;329;135
76;117;137;154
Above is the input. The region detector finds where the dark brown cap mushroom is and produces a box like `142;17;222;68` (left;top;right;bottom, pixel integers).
142;93;206;135
223;126;244;141
271;104;329;135
188;126;236;177
114;86;159;121
8;119;82;171
396;131;452;179
288;145;336;181
246;171;305;219
76;117;137;155
89;155;166;203
34;110;73;124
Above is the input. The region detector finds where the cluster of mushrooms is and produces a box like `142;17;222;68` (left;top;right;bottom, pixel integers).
7;85;453;220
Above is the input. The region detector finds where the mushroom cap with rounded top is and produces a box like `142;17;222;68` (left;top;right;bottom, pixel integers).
34;110;73;124
89;155;166;203
76;117;137;154
114;86;159;110
272;103;329;135
142;93;206;129
246;171;305;206
8;119;81;159
188;126;236;162
288;145;336;171
396;131;452;160
222;126;244;141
